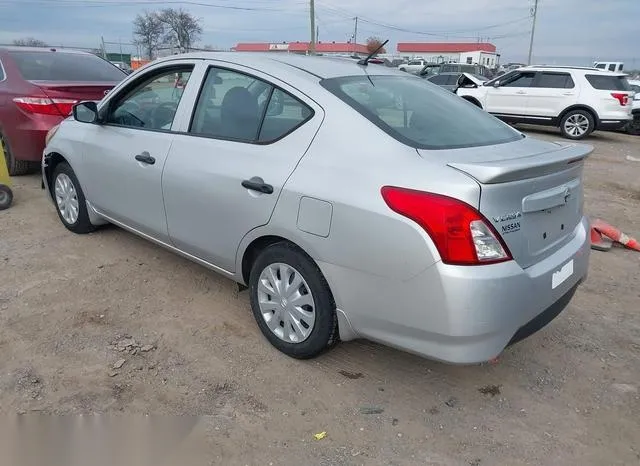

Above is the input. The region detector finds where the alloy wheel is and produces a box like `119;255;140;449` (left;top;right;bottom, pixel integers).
564;114;590;137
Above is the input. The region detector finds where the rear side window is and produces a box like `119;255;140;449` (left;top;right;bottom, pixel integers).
428;74;450;85
190;67;313;143
585;74;631;91
9;51;125;81
534;72;575;89
321;75;521;150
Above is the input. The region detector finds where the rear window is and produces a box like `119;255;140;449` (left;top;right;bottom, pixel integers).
9;51;126;81
585;74;631;91
321;75;522;150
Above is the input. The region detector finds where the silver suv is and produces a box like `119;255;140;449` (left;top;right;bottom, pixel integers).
456;66;633;139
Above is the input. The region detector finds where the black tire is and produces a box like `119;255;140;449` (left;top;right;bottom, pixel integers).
51;162;95;234
1;133;32;176
627;115;640;136
249;242;338;359
559;109;595;140
0;185;13;211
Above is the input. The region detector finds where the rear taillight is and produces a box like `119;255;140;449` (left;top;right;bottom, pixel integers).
381;186;512;266
611;93;629;106
13;97;78;116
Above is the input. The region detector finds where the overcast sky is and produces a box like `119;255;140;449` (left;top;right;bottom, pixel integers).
0;0;638;66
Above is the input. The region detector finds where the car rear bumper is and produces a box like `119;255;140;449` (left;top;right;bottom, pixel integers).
4;114;64;162
321;216;590;364
598;119;632;131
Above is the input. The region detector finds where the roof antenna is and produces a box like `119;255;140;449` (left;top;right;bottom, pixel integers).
358;39;388;66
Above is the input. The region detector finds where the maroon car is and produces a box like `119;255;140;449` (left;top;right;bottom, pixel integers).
0;47;125;175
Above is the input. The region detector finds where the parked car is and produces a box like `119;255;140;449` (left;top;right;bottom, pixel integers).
627;79;640;135
0;46;126;175
593;61;624;73
456;65;633;139
398;59;426;74
439;63;494;79
426;72;485;92
43;53;591;364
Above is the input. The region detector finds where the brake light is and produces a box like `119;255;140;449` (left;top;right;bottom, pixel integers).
611;93;629;106
381;186;512;265
13;97;78;116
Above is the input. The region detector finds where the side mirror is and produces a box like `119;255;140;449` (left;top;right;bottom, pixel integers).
492;80;500;88
73;101;99;124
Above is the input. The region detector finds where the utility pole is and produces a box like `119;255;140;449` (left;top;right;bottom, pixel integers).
317;25;319;44
101;36;107;59
527;0;539;65
353;16;358;53
309;0;316;54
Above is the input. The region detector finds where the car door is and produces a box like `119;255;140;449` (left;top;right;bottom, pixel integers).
77;61;197;242
484;70;536;117
162;64;324;272
527;72;577;118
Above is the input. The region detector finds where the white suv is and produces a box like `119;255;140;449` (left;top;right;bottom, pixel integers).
398;59;426;74
456;66;633;139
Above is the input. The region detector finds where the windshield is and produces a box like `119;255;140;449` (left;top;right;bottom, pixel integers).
9;51;126;81
321;75;522;150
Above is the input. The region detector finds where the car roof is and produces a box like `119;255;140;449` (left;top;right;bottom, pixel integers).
0;46;92;55
155;52;400;79
520;65;627;76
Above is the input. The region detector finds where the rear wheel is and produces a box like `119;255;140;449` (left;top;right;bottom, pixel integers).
249;242;338;359
627;114;640;135
52;162;95;234
1;133;32;176
560;110;594;140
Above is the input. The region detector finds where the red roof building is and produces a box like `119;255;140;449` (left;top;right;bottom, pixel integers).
396;42;496;53
234;42;369;54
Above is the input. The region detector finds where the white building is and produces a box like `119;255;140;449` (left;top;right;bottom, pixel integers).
396;42;500;67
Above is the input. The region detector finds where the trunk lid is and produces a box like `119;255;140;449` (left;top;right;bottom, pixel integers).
31;81;117;102
418;138;593;268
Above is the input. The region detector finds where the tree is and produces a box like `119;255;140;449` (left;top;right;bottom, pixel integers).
158;8;202;52
13;38;47;47
366;37;386;55
133;11;165;59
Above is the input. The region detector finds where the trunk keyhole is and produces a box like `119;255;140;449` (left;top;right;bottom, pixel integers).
561;224;565;231
543;232;547;239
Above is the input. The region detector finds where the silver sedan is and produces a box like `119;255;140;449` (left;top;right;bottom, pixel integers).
43;52;591;364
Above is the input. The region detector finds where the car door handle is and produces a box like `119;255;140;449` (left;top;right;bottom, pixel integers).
242;177;273;194
562;92;575;96
135;152;155;165
515;91;527;95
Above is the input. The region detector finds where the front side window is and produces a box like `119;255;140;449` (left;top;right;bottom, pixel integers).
608;64;616;72
321;75;521;150
502;71;536;88
428;74;449;85
106;66;193;130
190;67;313;143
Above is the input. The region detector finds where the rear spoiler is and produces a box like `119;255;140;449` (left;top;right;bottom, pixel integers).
448;143;593;184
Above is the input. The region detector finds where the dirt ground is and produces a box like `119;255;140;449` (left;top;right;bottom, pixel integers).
0;128;639;465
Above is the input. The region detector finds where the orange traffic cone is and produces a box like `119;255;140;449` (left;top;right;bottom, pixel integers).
592;219;640;252
590;225;613;251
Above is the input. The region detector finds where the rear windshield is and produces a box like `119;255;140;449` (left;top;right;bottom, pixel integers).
321;75;521;150
585;74;631;91
9;51;126;81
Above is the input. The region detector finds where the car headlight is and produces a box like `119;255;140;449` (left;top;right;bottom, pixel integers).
45;124;60;146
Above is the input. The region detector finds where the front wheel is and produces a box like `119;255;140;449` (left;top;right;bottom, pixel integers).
52;162;95;234
249;242;338;359
560;110;594;140
0;185;13;210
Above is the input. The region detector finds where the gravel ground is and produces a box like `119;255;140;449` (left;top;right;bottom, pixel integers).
0;128;639;465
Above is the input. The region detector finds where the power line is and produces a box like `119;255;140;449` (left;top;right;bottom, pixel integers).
0;0;307;11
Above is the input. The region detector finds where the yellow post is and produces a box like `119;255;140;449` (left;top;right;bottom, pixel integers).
0;142;13;210
0;142;11;187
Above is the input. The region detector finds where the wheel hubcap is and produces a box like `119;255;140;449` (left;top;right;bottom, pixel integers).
257;263;316;343
564;114;589;137
54;173;79;224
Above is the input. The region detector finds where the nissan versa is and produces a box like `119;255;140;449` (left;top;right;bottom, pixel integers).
42;53;591;364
